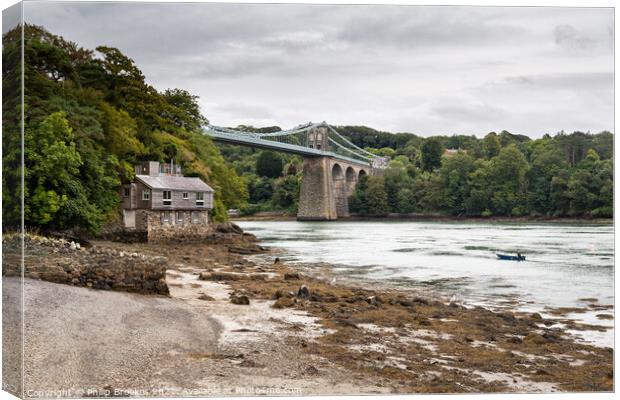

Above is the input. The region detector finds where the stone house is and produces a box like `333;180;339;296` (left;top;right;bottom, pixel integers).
121;161;214;242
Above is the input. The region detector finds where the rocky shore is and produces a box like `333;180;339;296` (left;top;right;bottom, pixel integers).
3;224;613;395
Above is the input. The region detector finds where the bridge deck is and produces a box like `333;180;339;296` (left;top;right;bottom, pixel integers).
205;130;371;167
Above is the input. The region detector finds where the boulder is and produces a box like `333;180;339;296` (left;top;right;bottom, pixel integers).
230;293;250;305
297;285;310;299
523;332;546;345
365;296;381;306
272;297;295;309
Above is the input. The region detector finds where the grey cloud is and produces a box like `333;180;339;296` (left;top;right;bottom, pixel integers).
554;24;596;50
336;7;529;49
2;2;21;34
505;72;612;89
431;100;506;123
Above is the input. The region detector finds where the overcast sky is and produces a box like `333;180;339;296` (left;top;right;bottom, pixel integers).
21;2;614;137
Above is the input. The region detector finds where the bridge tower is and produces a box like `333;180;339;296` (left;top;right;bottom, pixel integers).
297;126;369;220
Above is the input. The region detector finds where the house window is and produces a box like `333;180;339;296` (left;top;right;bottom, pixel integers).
163;190;172;205
183;192;189;200
191;211;200;223
123;187;130;197
176;211;184;223
142;189;151;201
196;192;204;206
161;211;171;224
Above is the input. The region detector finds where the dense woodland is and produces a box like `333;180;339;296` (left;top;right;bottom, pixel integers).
3;25;247;233
2;26;613;235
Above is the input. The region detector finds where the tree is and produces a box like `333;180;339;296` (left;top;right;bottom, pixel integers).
272;175;300;210
396;188;416;213
256;151;283;178
527;138;567;215
100;102;144;158
439;152;474;215
465;160;491;216
488;145;530;215
414;172;442;212
420;138;443;172
246;175;273;203
24;112;104;231
384;159;412;212
566;170;596;215
349;174;369;214
482;132;501;159
365;176;389;215
162;88;208;131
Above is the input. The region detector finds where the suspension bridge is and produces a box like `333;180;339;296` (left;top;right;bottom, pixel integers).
203;121;389;221
203;122;388;168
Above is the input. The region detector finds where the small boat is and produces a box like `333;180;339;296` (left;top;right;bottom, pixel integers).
496;253;526;261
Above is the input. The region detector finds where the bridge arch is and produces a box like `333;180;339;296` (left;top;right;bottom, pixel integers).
332;163;344;180
345;167;357;200
358;169;367;179
345;167;356;182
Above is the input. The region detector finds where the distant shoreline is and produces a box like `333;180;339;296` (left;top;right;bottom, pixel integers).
233;211;613;224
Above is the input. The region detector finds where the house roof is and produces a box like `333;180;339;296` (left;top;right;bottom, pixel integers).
135;175;214;192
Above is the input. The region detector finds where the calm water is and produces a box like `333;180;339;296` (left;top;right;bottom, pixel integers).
237;220;614;346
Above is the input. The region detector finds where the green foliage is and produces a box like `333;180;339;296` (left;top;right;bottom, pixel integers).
3;24;248;232
482;132;501;159
342;129;611;218
487;145;530;216
365;176;390;215
420;138;443;172
439;152;474;215
24;111;108;231
272;175;300;210
349;174;369;214
256;151;283;178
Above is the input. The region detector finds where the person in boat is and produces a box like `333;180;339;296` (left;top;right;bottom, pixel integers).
517;251;523;261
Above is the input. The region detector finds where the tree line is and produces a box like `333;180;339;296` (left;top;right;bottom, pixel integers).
346;130;612;218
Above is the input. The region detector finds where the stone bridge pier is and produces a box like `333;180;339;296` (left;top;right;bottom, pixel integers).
297;156;370;221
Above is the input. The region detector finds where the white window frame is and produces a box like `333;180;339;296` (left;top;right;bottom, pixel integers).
191;211;200;223
176;211;184;223
142;189;151;201
162;211;171;224
163;190;172;205
196;192;204;207
183;192;189;199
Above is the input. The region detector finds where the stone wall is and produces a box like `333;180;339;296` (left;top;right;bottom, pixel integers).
2;234;169;295
141;209;212;243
